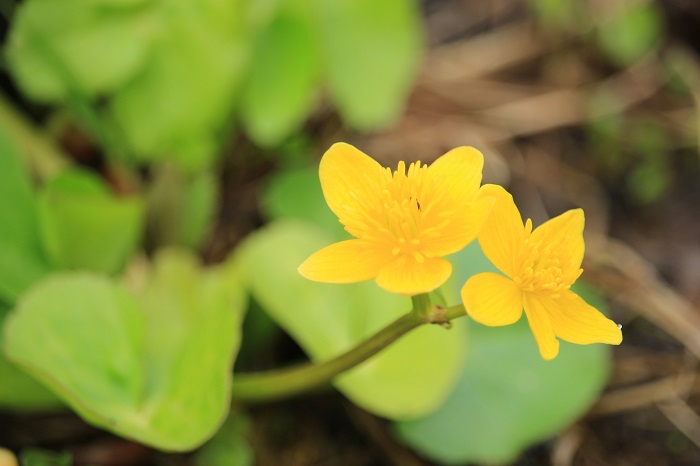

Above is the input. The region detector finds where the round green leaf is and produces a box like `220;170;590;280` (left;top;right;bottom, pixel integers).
396;243;613;464
2;250;246;450
395;319;611;464
236;220;467;419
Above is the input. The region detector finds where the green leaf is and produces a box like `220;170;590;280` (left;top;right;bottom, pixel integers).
37;168;145;274
241;0;321;146
528;0;583;30
597;3;663;66
236;220;467;419
3;250;246;450
0;304;62;410
261;166;346;239
193;413;254;466
626;161;670;204
20;449;71;466
314;0;422;130
395;319;611;464
109;2;250;169
396;243;613;464
6;0;155;101
0;129;52;303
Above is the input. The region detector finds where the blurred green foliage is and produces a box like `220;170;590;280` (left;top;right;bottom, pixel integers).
531;0;675;204
20;450;71;466
6;0;422;168
193;414;254;466
530;0;664;64
596;2;664;66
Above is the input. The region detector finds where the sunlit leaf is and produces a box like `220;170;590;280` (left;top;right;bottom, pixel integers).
109;2;250;169
0;304;62;410
236;220;467;419
3;250;246;450
315;0;422;129
241;0;321;146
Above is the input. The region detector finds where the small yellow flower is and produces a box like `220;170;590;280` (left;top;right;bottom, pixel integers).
461;185;622;360
298;142;493;295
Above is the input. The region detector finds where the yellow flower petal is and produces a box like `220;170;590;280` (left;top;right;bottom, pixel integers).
530;209;585;282
375;256;452;295
421;190;494;258
539;290;623;346
424;146;484;203
461;272;523;326
523;293;560;360
476;184;527;278
318;142;383;232
419;148;483;254
298;239;393;283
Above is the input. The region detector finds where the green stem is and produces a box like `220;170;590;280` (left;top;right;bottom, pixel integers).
232;303;467;403
411;293;432;317
0;91;70;181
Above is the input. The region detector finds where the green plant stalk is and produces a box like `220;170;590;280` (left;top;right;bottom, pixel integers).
231;303;467;403
0;91;69;181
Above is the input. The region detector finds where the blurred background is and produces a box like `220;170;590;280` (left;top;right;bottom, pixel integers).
1;0;700;464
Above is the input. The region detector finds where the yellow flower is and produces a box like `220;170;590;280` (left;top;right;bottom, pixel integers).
461;185;622;360
298;142;493;295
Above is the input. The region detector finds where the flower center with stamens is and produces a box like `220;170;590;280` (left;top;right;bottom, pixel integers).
375;161;429;263
515;219;582;293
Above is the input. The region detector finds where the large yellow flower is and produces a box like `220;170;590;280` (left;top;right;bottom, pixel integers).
298;142;493;295
461;185;622;360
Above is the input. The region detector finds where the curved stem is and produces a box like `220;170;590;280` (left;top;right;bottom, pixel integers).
232;303;467;403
